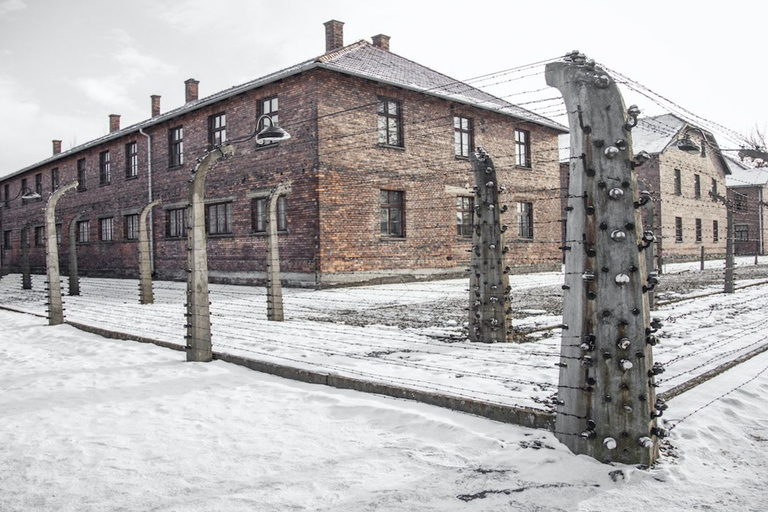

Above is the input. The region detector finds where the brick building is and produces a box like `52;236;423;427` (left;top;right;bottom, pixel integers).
0;20;566;288
726;158;768;255
630;114;729;262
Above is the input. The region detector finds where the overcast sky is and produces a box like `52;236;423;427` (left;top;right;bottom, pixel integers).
1;0;765;177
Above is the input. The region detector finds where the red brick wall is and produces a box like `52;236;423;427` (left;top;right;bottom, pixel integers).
1;68;564;286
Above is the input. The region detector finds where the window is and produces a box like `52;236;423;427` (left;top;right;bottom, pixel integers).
713;220;719;242
3;184;8;207
34;226;45;247
35;173;42;198
209;112;227;147
517;202;534;239
56;223;62;245
377;98;403;147
674;169;681;195
456;196;474;237
734;194;747;212
205;202;233;235
695;218;702;242
77;158;87;191
76;220;90;243
2;230;10;249
711;178;717;197
380;190;404;237
675;217;683;242
735;224;749;242
515;129;531;168
694;174;701;198
21;178;28;204
99;217;114;241
99;151;111;185
252;196;287;232
259;97;279;146
454;116;473;158
125;214;139;240
125;142;138;178
169;126;184;167
166;208;188;238
51;168;59;191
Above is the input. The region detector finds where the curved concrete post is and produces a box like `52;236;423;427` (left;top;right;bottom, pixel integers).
139;199;162;304
21;224;31;289
266;180;291;321
186;144;234;362
68;212;85;296
45;181;78;325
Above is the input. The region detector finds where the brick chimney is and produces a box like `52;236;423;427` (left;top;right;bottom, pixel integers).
151;95;161;117
324;20;344;53
372;34;390;52
52;140;62;155
185;79;199;103
109;114;121;133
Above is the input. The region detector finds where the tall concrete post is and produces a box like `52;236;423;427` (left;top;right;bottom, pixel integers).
265;181;291;322
186;144;234;362
725;201;735;294
45;181;78;325
21;224;31;289
68;213;84;296
468;148;511;343
547;52;662;465
138;199;162;304
710;192;734;294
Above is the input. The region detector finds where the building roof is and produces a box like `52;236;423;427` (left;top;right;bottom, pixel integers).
4;40;566;183
631;113;730;175
632;113;687;154
726;157;768;188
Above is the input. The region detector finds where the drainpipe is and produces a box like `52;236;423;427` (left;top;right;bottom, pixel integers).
139;128;155;273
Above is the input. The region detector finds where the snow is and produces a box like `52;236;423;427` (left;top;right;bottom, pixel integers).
1;259;767;415
1;308;767;510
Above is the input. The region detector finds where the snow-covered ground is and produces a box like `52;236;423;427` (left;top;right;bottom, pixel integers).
1;309;767;511
1;257;767;413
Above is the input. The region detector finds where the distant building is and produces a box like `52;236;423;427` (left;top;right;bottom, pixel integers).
631;114;730;262
726;159;768;255
0;20;566;287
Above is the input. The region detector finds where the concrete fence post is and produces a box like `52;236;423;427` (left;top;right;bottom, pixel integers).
546;52;661;465
21;225;31;289
45;181;78;325
266;180;292;322
138;199;162;304
700;246;705;271
468;148;511;343
185;144;234;363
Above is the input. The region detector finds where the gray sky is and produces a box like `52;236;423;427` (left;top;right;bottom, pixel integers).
1;0;765;177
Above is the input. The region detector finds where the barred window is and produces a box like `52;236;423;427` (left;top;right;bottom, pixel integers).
456;196;474;237
125;142;138;178
99;151;111;185
206;202;233;235
166;208;188;238
77;159;87;191
694;174;701;198
695;218;702;242
735;224;749;242
713;220;719;242
209;112;227;147
3;230;11;249
34;226;45;247
517;202;534;239
454;116;473;157
674;169;681;195
76;220;90;243
169;126;184;167
35;173;43;197
252;196;287;232
51;168;59;191
125;214;139;240
675;217;683;242
377;98;403;147
515;129;531;168
380;190;404;237
99;217;114;241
